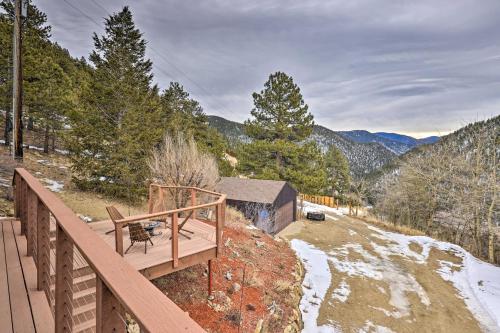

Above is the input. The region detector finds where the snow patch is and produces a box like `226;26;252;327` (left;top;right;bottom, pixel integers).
366;224;500;332
42;179;64;192
301;201;348;216
291;239;335;332
331;278;351;303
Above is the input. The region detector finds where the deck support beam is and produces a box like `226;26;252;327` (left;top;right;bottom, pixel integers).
208;260;213;296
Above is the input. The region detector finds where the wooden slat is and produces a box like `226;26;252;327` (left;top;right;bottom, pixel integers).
4;220;36;332
37;200;51;295
0;222;13;333
96;275;124;333
55;224;74;333
27;188;38;257
12;220;55;333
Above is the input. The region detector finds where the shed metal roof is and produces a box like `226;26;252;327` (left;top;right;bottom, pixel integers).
215;177;295;204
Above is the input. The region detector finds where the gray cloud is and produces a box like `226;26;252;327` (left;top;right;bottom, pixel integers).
35;0;500;137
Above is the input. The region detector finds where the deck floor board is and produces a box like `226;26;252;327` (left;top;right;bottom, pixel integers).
89;218;217;272
0;220;54;333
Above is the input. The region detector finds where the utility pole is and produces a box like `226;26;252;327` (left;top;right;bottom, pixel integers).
3;56;11;149
12;0;23;161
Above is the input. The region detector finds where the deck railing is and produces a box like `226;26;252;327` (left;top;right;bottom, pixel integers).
114;184;226;268
13;168;205;333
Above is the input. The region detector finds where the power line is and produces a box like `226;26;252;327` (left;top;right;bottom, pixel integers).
72;0;232;117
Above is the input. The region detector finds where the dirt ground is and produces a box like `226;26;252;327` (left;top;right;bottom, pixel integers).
280;212;485;333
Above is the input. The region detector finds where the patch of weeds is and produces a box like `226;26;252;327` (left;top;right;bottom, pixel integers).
224;309;242;326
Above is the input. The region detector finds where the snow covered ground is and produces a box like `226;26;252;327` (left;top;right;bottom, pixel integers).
300;200;350;216
291;201;500;333
42;178;64;192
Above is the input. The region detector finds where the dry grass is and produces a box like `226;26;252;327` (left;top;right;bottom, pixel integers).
274;279;292;293
354;215;426;237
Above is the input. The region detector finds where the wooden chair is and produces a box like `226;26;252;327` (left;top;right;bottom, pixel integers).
106;206;154;254
105;206;128;235
126;222;154;254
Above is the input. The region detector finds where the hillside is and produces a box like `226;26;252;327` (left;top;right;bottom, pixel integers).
207;115;397;177
339;130;439;155
368;115;499;189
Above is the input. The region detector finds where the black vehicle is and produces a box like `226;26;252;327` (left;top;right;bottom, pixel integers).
306;211;326;221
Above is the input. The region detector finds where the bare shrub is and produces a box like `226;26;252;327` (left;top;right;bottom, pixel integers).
148;133;220;208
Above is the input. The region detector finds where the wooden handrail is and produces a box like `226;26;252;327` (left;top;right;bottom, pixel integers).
149;184;222;197
13;168;205;333
115;196;226;225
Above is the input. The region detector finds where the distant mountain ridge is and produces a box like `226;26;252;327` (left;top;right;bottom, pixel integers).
207;115;433;177
338;130;439;155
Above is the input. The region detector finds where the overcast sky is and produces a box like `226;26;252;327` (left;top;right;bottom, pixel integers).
35;0;500;138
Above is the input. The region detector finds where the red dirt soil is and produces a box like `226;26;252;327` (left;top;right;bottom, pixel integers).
152;214;299;333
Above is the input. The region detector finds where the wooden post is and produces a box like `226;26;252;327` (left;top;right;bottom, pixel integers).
55;225;74;333
27;188;37;257
336;198;339;209
115;224;124;256
14;174;21;218
37;200;50;294
190;189;196;219
148;184;154;214
172;213;178;268
208;260;213;296
20;180;27;235
215;203;222;256
96;276;125;333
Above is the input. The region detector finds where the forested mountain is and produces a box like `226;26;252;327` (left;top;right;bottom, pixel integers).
207;115;397;177
371;115;499;263
339;130;439;155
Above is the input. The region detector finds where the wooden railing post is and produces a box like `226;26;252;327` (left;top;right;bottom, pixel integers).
27;188;37;257
37;199;50;293
172;212;179;268
115;225;124;256
20;179;27;235
55;224;74;333
14;174;21;218
216;203;223;256
96;276;125;333
191;189;196;219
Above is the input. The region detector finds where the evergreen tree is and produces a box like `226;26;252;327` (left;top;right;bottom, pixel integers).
66;6;162;200
1;1;81;151
159;82;233;176
324;145;350;198
239;71;324;192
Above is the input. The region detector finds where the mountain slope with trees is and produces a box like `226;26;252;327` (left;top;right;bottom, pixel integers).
371;115;499;263
208;115;397;178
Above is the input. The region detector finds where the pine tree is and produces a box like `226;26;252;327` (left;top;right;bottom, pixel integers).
324;145;350;198
239;71;324;192
159;82;233;176
66;6;162;200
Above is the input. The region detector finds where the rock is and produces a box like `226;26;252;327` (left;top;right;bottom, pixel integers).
254;319;263;333
225;271;232;281
246;303;256;311
255;240;265;248
230;282;241;294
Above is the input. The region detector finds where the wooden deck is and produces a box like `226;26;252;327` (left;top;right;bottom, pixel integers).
89;218;217;280
0;218;54;333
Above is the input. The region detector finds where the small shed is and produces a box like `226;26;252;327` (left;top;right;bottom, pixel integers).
216;177;297;234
